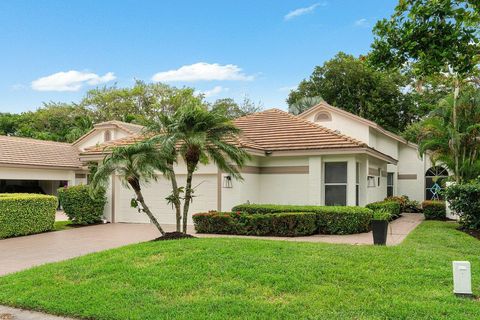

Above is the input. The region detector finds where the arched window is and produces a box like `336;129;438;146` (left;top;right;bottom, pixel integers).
104;130;112;142
425;166;449;200
314;111;332;122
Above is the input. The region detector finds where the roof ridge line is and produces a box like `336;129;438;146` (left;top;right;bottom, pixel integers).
269;108;367;147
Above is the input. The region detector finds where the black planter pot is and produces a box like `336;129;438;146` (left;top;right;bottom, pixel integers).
372;220;388;245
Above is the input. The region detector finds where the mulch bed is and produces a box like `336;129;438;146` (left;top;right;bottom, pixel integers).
153;232;196;241
462;229;480;241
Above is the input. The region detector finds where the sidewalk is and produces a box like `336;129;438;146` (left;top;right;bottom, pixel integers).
0;305;75;320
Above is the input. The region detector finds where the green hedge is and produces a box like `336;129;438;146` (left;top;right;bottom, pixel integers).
0;193;57;239
58;185;106;225
422;200;446;220
315;206;373;234
444;181;480;230
366;201;401;220
232;204;373;234
193;212;318;237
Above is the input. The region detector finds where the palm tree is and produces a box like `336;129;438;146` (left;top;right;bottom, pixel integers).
288;96;324;115
148;102;250;233
91;142;173;235
418;88;480;182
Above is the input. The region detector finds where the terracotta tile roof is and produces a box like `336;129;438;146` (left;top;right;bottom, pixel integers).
94;120;145;135
81;109;369;155
233;109;367;151
0;135;82;169
82;134;147;154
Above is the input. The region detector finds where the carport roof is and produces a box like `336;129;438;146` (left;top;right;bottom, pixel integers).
0;135;82;169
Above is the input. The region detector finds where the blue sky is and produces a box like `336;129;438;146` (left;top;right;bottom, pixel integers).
0;0;398;113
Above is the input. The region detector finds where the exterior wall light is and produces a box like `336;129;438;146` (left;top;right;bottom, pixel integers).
223;175;233;188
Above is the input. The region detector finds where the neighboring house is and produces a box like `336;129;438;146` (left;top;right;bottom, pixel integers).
0;121;144;196
73;120;144;151
0;136;87;196
0;104;442;225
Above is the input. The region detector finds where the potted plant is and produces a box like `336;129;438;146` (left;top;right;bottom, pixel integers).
371;209;391;245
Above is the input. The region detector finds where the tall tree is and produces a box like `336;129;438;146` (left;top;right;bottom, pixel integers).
14;103;93;142
370;0;480;181
415;88;480;182
81;81;198;124
287;52;418;133
91;142;173;235
210;96;263;119
148;103;250;234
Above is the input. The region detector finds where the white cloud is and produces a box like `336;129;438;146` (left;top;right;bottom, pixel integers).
31;70;116;92
152;62;254;82
354;18;369;27
284;2;325;21
200;86;228;98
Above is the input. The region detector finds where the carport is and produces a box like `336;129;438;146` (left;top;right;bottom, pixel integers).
0;135;87;195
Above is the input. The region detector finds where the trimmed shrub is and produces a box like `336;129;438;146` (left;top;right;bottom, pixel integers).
0;193;57;239
193;212;318;237
192;212;236;234
228;204;374;235
444;181;480;230
315;207;373;234
58;185;106;225
422;200;446;220
384;195;422;213
366;201;401;220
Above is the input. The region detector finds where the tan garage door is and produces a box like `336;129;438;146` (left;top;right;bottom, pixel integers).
113;174;218;224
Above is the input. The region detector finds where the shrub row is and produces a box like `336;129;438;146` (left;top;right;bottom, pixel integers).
193;212;318;237
366;201;401;220
58;185;106;225
0;193;57;239
444;181;480;230
422;200;446;220
196;204;374;236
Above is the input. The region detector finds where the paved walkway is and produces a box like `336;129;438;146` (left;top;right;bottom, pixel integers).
0;213;423;277
196;213;424;245
0;306;74;320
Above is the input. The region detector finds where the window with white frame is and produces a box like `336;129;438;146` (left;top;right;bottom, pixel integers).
324;162;347;206
387;172;394;197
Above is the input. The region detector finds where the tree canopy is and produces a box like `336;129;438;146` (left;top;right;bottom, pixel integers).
287;52;421;133
0;82;261;143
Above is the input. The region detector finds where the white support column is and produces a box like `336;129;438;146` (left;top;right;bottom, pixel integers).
308;156;322;205
347;157;357;206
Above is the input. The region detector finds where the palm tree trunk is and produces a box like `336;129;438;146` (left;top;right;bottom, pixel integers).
131;185;166;236
452;75;460;182
168;167;182;232
181;164;196;234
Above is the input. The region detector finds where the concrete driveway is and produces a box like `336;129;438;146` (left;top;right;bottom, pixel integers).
0;223;162;276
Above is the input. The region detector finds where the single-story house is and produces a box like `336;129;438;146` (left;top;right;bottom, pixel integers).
0;120;144;196
1;102;441;224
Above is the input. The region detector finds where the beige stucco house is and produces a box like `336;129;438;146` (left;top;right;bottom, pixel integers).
0;102;439;225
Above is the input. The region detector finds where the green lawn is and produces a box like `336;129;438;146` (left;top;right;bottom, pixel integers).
0;221;478;320
53;220;74;231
